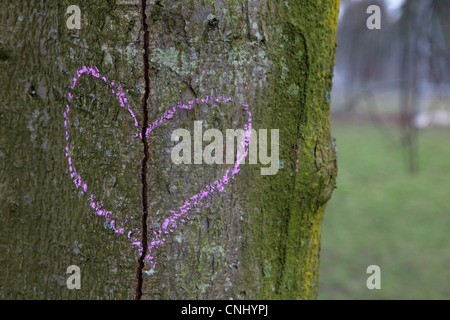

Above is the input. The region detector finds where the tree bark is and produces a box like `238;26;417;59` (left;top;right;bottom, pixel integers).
0;0;339;299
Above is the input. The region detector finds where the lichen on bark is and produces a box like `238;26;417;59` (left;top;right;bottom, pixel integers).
0;0;339;299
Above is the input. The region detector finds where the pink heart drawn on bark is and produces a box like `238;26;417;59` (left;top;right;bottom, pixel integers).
64;66;252;270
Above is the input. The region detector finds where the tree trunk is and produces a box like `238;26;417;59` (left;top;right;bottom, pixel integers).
0;0;339;299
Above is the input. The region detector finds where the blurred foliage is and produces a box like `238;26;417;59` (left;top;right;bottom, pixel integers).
336;0;450;86
319;121;450;299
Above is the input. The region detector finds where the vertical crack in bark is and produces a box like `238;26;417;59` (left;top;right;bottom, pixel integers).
135;0;151;301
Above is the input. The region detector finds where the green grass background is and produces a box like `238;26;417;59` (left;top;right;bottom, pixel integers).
318;120;450;299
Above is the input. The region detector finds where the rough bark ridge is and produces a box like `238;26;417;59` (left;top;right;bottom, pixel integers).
134;0;151;301
0;0;339;299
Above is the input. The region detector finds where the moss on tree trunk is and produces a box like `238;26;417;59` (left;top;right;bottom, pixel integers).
0;0;339;299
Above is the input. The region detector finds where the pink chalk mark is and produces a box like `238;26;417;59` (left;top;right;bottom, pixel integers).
64;65;252;272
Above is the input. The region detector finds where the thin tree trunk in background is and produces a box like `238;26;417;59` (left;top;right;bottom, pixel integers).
399;0;433;174
0;0;339;299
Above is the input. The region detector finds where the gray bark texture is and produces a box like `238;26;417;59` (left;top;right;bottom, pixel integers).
0;0;339;299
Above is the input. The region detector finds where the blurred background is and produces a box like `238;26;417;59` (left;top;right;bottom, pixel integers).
319;0;450;299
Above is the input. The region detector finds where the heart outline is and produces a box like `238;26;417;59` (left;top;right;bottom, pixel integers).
64;66;252;270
